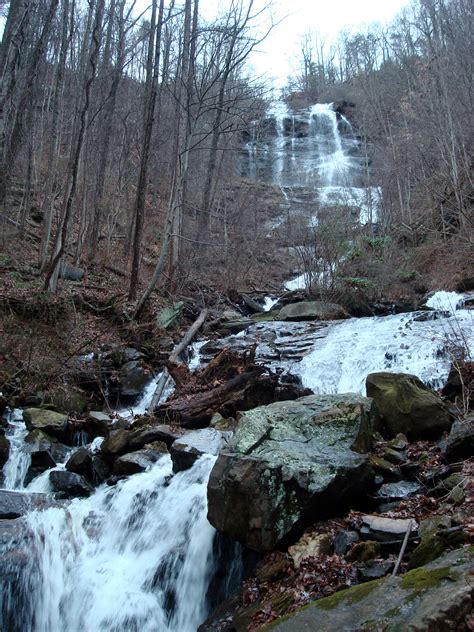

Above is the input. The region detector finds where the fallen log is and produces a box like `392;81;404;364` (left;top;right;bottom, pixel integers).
154;346;311;428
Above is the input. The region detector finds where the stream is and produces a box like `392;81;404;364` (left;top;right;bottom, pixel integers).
1;102;473;631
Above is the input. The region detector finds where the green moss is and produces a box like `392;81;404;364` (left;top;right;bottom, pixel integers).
400;566;455;590
409;535;447;569
315;579;381;610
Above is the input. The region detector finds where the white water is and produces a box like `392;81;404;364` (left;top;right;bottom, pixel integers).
2;409;30;489
10;455;218;632
295;300;473;394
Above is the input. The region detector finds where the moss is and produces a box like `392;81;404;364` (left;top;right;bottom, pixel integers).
315;579;381;610
400;566;455;590
409;535;447;569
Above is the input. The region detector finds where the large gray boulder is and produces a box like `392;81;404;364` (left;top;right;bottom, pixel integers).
207;394;376;552
366;372;452;439
265;548;473;632
23;408;68;436
277;301;349;322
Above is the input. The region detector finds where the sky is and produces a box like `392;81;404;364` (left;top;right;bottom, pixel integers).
199;0;412;87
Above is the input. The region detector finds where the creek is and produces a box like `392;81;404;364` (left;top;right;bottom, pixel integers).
1;103;473;632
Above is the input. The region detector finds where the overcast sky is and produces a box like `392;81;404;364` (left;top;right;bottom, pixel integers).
199;0;412;87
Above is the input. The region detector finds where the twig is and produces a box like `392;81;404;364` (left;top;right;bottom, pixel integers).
392;519;413;576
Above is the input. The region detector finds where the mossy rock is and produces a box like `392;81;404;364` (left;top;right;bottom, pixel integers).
263;548;473;631
23;408;68;436
347;540;381;563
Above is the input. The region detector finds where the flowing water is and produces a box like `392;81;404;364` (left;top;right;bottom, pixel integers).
1;100;472;631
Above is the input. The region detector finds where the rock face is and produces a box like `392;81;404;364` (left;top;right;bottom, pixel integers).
264;548;473;632
0;433;9;468
277;301;349;322
49;471;94;497
366;372;451;439
207;394;376;552
23;408;68;436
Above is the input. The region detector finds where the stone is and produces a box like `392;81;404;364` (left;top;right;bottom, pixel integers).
430;473;464;498
0;490;53;519
128;425;183;450
143;441;169;454
277;301;349;322
409;516;452;569
156;302;184;329
358;560;393;581
333;530;359;556
288;533;332;568
445;417;474;462
383;447;407;465
366;372;452;439
375;480;423;501
170;428;232;473
46;386;88;414
24;450;56;486
207;394;376;552
49;471;94;497
369;455;400;479
24;430;69;464
59;263;84;281
113;449;163;475
117;361;153;399
387;433;408;450
91;455;110;483
265;548;473;632
0;433;9;468
346;540;381;563
360;515;418;542
66;448;93;479
23;408;68;436
100;428;130;456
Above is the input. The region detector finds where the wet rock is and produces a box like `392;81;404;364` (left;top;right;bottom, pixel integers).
333;530;359;556
128;424;182;450
277;301;349;322
24;450;56;486
409;516;451;569
113;449;163;475
0;433;9;468
259;548;474;631
360;515;418;542
66;448;93;479
46;385;89;414
207;394;376;552
101;428;130;456
50;471;94;497
0;490;53;519
366;372;452;439
400;462;421;480
288;533;332;568
442;362;473;409
445;417;474;462
347;540;381;563
91;455;110;483
117;360;153;399
170;428;231;473
456;277;474;292
23;408;68;437
24;429;69;463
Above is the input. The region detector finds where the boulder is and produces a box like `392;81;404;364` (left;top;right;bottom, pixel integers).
113;449;163;475
156;301;184;330
333;530;359;556
128;424;183;450
59;263;84;281
101;428;130;456
24;430;69;463
0;433;9;468
117;361;152;399
445;416;474;462
170;428;231;473
360;515;418;542
277;301;349;322
49;471;94;497
366;372;451;439
264;548;473;632
66;448;93;479
207;394;376;552
22;408;68;437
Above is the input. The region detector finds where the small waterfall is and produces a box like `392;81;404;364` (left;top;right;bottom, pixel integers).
2;409;31;490
1;454;236;632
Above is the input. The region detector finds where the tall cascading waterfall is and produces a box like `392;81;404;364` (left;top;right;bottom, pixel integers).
241;101;381;277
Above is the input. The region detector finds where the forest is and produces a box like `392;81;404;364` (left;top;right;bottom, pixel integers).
0;0;472;631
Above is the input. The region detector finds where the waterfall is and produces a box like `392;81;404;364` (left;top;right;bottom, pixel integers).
2;409;31;490
1;454;235;632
